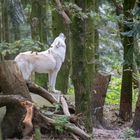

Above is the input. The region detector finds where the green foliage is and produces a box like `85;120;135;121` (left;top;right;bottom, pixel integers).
119;127;136;140
0;39;48;58
64;1;102;23
54;103;61;113
121;3;140;38
64;2;88;20
106;76;121;105
34;127;41;140
54;116;69;133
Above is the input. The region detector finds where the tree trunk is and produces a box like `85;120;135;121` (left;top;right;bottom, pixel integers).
52;2;71;94
0;60;31;139
132;80;140;137
0;2;2;42
71;0;97;132
31;0;48;88
119;0;136;121
92;72;111;128
1;0;9;42
13;23;20;40
31;0;47;43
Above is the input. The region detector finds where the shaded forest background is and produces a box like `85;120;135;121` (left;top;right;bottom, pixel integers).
0;0;140;139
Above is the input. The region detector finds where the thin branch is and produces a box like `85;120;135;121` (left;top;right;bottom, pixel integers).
54;0;71;24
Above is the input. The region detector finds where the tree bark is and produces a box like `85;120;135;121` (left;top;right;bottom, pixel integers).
132;80;140;137
0;60;31;139
52;2;71;94
31;0;47;43
71;0;98;132
54;0;71;24
119;0;136;121
26;81;58;104
30;0;48;88
1;0;9;42
92;72;111;128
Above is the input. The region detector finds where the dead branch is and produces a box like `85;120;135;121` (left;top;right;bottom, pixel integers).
42;112;80;124
34;107;91;140
54;0;71;24
26;81;58;104
60;95;71;116
71;133;80;140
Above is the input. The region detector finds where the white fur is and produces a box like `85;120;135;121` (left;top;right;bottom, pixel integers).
15;33;66;93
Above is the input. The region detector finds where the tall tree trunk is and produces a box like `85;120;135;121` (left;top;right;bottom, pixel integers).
132;80;140;137
1;0;9;42
0;60;31;139
31;0;48;87
71;0;96;132
31;0;47;43
119;0;136;121
131;0;140;137
13;23;20;41
0;2;2;42
52;1;71;94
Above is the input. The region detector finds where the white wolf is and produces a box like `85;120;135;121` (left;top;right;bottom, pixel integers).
15;33;66;93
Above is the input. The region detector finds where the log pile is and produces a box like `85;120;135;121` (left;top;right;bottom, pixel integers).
26;82;91;140
0;60;91;140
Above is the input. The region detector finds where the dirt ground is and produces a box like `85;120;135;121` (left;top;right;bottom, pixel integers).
93;105;138;140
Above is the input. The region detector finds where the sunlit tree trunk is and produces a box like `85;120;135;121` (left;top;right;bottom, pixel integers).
119;0;136;121
52;1;71;94
71;0;96;132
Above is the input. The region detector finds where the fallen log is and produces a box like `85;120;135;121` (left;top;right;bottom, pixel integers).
0;60;90;139
26;81;58;104
0;95;91;140
0;95;26;107
27;81;75;114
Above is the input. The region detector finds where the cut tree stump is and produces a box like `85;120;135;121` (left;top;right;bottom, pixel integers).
0;60;32;139
92;72;111;128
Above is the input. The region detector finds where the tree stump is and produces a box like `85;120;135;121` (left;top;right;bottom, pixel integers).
0;60;31;139
92;72;111;128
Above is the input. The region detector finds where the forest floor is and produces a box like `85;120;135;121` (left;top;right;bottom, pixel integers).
31;94;138;140
1;94;139;140
93;105;134;140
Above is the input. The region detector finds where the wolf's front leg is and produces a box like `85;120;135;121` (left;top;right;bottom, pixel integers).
50;71;61;94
